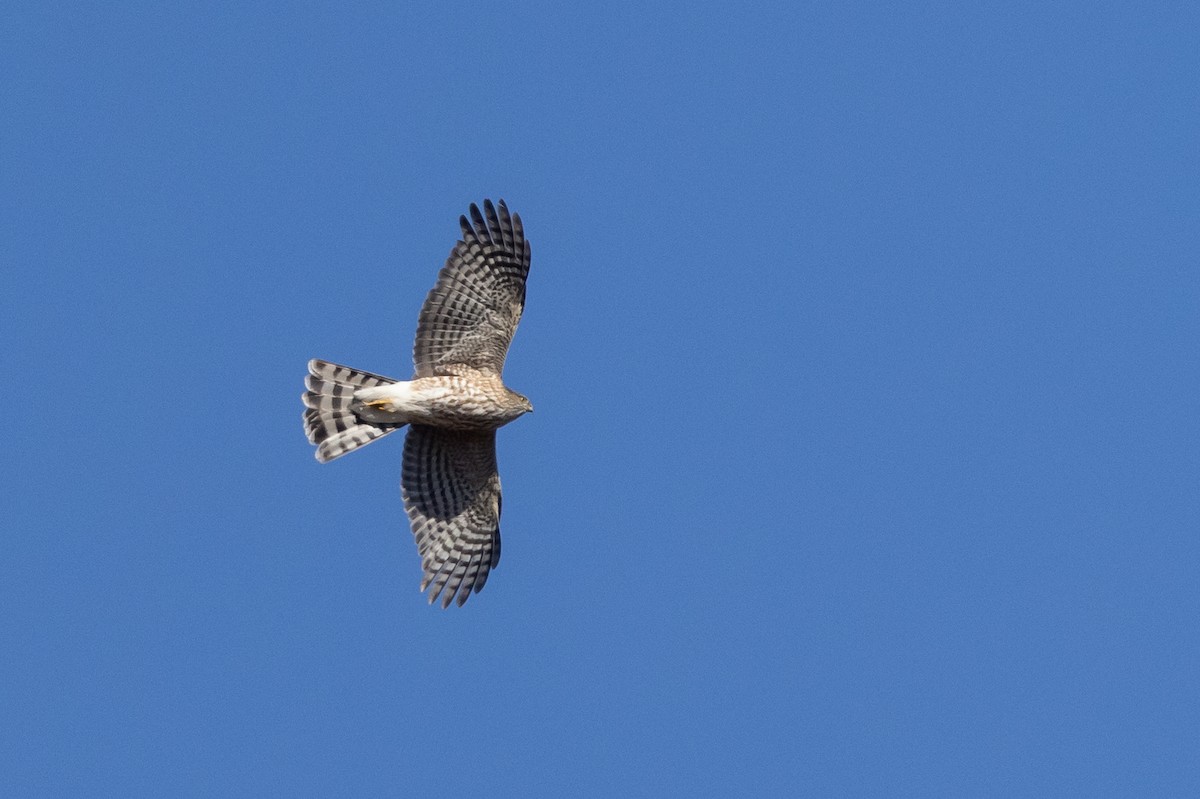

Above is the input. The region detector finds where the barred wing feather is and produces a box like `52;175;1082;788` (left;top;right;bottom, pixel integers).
412;199;531;378
401;425;502;608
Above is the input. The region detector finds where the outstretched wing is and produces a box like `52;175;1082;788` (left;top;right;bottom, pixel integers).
412;199;531;378
401;425;502;608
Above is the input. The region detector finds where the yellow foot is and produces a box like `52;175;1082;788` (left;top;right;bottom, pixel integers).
364;398;393;410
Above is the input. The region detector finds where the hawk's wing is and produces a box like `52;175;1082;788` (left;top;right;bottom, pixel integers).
412;200;531;378
401;425;502;608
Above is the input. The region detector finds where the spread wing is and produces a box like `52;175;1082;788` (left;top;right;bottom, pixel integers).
412;199;531;378
401;425;502;608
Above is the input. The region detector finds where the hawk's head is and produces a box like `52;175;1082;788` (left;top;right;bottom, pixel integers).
511;391;533;414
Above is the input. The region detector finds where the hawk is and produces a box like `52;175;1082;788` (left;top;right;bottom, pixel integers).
302;200;532;608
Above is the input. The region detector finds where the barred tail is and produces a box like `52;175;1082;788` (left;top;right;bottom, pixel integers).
302;359;405;463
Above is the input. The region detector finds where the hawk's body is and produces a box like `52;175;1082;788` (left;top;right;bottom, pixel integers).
302;200;532;608
354;374;529;432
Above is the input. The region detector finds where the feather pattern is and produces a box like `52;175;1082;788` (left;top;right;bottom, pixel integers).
412;199;531;378
401;425;501;608
302;359;405;462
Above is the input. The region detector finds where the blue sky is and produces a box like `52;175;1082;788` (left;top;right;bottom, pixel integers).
3;2;1198;795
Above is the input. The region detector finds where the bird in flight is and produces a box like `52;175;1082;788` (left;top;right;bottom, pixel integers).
302;200;532;608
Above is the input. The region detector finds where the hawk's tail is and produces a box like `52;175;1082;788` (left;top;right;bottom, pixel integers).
303;359;405;463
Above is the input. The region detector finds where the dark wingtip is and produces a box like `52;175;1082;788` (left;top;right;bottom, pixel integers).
469;202;486;236
483;199;504;246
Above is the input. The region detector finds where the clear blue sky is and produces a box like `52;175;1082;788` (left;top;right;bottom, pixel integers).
3;2;1198;796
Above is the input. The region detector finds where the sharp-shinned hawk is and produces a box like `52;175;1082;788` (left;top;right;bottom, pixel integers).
302;200;532;608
